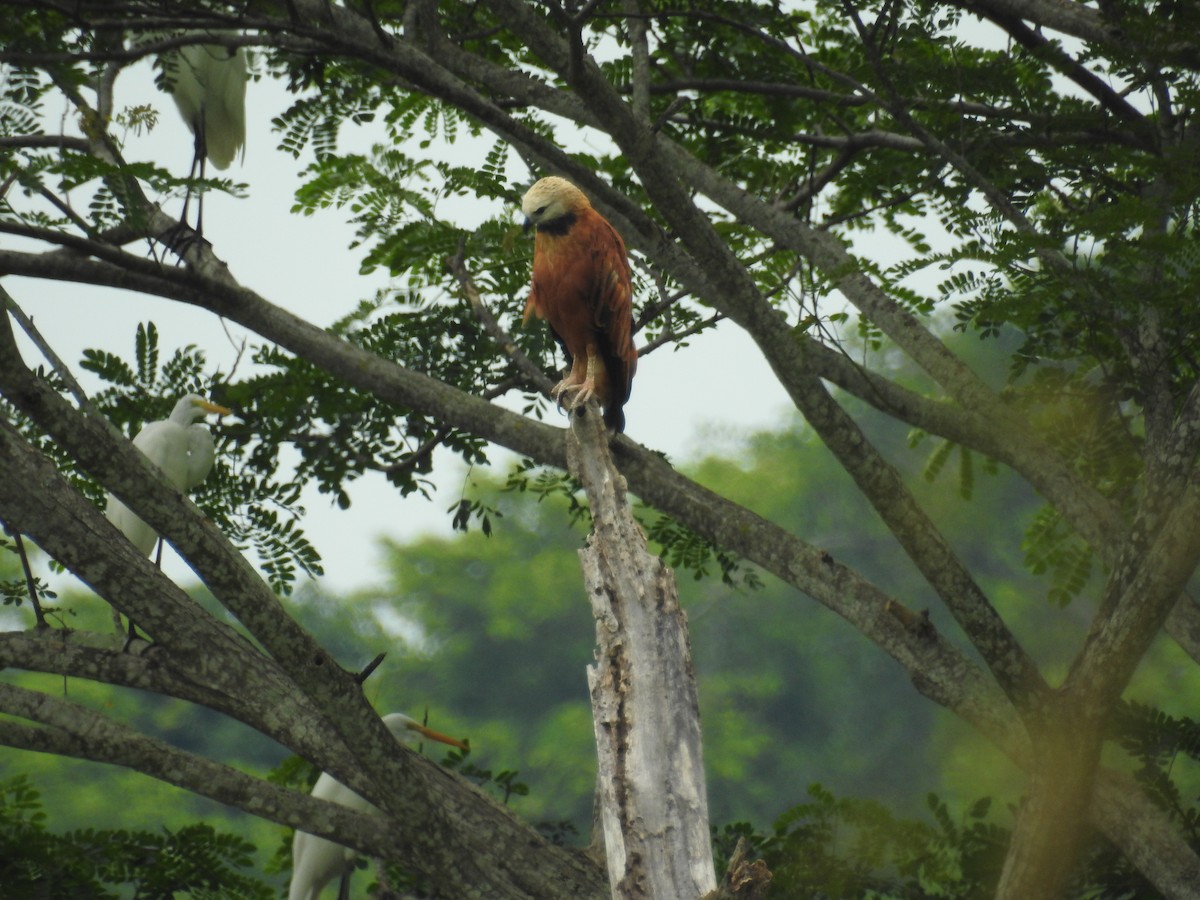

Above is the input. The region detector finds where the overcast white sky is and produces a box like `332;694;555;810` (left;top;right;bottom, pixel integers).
9;59;794;596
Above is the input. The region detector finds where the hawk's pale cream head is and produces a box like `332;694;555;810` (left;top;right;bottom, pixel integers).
522;176;591;231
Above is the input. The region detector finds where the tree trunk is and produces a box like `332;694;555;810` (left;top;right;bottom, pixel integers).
567;407;719;899
995;705;1102;900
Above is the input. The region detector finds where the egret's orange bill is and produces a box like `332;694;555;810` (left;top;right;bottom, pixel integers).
405;721;468;750
199;400;232;416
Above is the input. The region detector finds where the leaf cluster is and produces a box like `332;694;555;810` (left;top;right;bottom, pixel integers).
0;774;272;899
641;508;763;589
1109;702;1200;846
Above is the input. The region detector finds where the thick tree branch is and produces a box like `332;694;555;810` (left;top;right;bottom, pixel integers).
1068;477;1200;712
0;683;496;878
0;316;606;899
952;0;1120;46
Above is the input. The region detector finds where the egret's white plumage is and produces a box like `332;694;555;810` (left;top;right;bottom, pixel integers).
104;394;230;556
288;713;467;900
167;43;248;170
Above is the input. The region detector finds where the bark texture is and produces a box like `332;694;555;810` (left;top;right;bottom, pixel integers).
568;407;718;899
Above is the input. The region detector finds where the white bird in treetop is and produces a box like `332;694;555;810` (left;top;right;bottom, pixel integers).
166;42;248;173
104;394;231;558
160;40;247;239
289;713;468;900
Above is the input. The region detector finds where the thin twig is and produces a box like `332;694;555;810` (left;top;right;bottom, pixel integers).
445;240;556;396
637;312;725;355
220;325;249;382
31;181;99;238
355;652;387;684
0;520;47;629
1;286;93;411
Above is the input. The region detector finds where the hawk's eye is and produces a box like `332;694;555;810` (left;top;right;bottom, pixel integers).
535;205;547;215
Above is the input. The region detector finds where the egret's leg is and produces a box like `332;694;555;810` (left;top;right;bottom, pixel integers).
177;144;201;234
194;129;209;238
169;133;207;257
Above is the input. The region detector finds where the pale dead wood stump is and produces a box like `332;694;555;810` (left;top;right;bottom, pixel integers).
703;838;773;900
567;408;718;899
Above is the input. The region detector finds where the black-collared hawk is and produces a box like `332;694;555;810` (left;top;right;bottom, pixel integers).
521;176;637;433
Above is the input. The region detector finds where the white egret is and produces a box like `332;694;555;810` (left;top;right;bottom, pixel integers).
161;41;247;238
104;395;230;633
289;713;468;900
166;42;248;173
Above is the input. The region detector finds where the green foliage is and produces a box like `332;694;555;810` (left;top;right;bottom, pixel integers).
503;459;589;526
218;336;488;508
1021;508;1094;609
918;439;998;503
0;774;272;899
642;510;764;589
448;494;502;536
1109;702;1200;843
715;786;1007;899
442;751;531;805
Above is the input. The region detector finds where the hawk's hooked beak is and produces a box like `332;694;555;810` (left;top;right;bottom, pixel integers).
523;217;533;233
